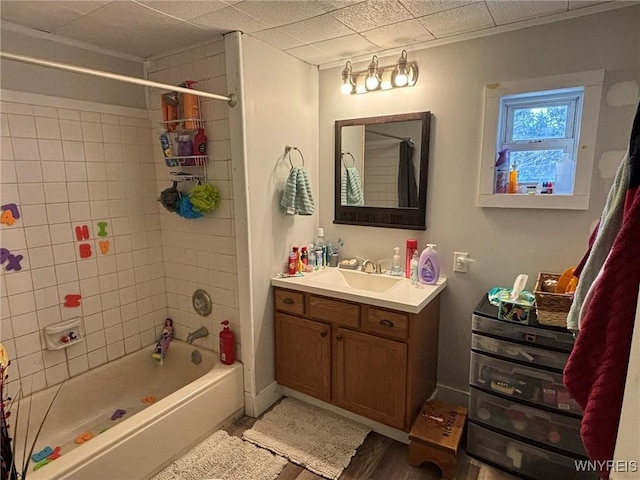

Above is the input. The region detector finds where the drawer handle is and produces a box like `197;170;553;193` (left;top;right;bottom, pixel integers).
320;331;327;337
282;298;294;304
379;319;394;327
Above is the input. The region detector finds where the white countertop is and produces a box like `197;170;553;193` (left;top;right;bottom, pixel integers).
271;268;446;314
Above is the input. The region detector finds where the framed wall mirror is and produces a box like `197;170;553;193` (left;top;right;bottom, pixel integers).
334;111;431;230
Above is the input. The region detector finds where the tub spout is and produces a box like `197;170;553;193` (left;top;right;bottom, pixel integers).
187;326;209;344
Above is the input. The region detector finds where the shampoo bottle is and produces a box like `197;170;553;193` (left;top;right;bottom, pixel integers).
508;162;519;194
181;80;200;130
418;244;440;285
390;247;403;276
405;239;418;279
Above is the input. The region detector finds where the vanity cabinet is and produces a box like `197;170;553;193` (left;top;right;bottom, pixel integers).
274;286;440;432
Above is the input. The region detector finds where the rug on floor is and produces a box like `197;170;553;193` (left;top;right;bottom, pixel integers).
242;397;371;480
151;429;288;480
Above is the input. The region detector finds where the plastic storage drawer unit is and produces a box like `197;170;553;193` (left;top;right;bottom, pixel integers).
472;334;570;371
467;423;596;480
470;352;582;415
469;387;585;456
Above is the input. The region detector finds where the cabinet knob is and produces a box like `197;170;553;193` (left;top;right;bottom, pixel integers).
320;331;327;337
336;335;343;341
282;298;294;304
379;319;394;327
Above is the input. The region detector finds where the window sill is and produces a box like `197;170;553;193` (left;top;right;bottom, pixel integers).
477;193;589;210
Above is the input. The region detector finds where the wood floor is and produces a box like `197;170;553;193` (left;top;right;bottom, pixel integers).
222;415;519;480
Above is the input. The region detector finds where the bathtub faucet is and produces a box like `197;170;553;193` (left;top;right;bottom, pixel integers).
187;326;209;344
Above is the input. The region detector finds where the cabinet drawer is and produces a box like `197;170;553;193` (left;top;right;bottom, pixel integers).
308;295;360;328
467;423;595;480
274;289;304;315
470;352;581;416
472;334;569;371
363;308;408;340
469;387;585;456
472;314;574;352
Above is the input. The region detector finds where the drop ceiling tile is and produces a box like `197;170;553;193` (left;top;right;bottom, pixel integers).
233;1;332;28
485;1;568;25
418;2;494;38
330;0;413;32
278;13;355;44
362;18;435;48
249;28;305;50
399;0;475;17
311;34;378;59
190;5;272;33
136;0;230;21
0;1;110;33
568;0;608;10
55;2;214;57
284;44;333;64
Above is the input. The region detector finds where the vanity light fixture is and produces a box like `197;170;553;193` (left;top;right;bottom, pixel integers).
340;50;419;95
340;61;356;95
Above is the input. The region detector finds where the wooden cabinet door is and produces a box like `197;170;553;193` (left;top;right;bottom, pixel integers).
275;312;331;402
333;327;407;429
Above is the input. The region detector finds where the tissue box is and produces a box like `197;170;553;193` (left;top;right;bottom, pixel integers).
498;298;532;323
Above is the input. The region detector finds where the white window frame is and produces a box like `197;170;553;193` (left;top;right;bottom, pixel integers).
477;70;604;210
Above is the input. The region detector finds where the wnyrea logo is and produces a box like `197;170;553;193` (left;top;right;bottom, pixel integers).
574;460;638;472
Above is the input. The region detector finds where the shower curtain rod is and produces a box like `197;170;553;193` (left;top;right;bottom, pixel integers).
0;52;237;106
367;129;411;142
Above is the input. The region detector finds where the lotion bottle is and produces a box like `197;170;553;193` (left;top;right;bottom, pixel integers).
390;247;403;276
418;244;440;285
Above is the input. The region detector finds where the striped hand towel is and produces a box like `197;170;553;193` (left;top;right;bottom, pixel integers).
281;167;315;215
340;167;364;206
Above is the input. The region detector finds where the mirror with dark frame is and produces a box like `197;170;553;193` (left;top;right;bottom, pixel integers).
334;111;431;230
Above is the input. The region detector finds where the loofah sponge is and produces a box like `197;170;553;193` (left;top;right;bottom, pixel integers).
189;183;219;214
176;196;203;219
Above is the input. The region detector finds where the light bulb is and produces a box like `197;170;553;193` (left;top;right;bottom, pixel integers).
394;71;408;87
341;82;353;95
365;74;380;91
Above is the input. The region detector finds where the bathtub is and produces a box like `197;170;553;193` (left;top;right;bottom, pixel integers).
11;341;244;479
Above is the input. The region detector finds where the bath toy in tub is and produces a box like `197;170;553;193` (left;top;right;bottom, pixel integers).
33;446;62;471
32;446;53;462
111;408;126;420
152;319;173;363
142;395;156;404
74;432;93;444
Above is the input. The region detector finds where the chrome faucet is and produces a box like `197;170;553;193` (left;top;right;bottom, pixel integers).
187;326;209;344
376;260;388;274
361;259;376;273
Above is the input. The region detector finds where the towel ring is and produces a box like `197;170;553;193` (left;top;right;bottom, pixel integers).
341;151;356;168
285;146;305;168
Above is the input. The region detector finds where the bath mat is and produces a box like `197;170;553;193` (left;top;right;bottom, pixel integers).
242;397;371;480
151;430;287;480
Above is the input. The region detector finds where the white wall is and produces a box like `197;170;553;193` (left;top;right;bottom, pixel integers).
318;6;640;402
0;28;146;108
228;34;318;412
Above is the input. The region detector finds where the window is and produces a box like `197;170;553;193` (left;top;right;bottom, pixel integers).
478;70;604;210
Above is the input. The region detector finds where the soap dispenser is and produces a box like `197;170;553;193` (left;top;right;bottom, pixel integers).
390;247;403;276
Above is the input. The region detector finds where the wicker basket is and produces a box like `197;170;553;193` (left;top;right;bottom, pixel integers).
534;273;574;327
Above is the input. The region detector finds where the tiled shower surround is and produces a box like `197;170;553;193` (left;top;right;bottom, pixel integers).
0;38;239;398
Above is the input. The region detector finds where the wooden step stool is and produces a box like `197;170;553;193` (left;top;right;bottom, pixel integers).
408;400;468;480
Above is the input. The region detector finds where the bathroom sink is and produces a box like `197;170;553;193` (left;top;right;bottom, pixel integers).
272;268;447;314
307;268;404;293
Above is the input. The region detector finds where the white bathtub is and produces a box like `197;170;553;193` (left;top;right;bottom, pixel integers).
11;341;244;479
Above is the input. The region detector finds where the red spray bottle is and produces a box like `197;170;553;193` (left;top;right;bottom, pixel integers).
219;320;235;365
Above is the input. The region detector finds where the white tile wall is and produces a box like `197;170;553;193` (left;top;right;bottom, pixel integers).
0;94;166;394
148;38;240;354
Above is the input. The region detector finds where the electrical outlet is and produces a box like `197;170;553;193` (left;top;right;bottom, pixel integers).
453;252;469;273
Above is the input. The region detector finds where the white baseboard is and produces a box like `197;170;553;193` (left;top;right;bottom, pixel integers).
244;381;283;417
282;387;410;445
435;384;470;407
